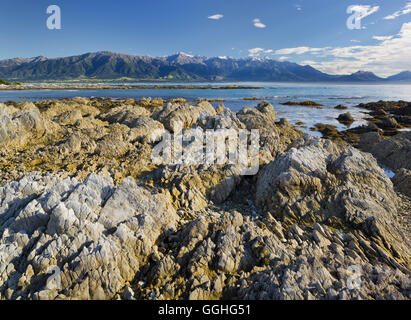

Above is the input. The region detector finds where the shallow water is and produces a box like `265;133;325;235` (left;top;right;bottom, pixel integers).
1;82;411;135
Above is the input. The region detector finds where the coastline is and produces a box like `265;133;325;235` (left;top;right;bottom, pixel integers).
0;84;263;91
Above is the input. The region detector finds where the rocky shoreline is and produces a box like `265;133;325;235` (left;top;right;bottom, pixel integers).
312;100;411;144
0;97;410;300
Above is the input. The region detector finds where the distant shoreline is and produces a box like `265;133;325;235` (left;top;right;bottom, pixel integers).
0;84;264;91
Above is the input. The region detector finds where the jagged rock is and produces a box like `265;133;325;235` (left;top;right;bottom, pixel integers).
359;131;411;171
157;164;244;210
0;104;46;148
237;101;277;127
94;124;134;158
392;169;411;197
358;131;383;150
215;104;226;114
237;101;302;164
129;117;165;143
98;105;150;126
200;107;245;130
153;101;216;132
0;173;177;300
54;109;82;126
122;286;135;300
379;117;400;129
0;98;410;301
255;135;410;268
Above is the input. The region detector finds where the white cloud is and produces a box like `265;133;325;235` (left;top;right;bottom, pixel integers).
278;56;289;60
248;48;264;55
295;5;302;11
350;40;361;43
273;22;411;77
208;14;224;20
373;35;394;41
301;60;318;66
384;2;411;20
253;18;266;28
248;48;273;57
275;46;325;55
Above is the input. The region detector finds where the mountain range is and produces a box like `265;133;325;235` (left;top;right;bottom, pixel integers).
0;51;410;82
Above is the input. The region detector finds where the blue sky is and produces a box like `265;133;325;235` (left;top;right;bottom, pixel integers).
0;0;410;76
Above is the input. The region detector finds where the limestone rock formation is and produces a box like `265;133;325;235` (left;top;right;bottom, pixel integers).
255;135;410;267
393;169;411;197
0;172;177;300
359;131;411;171
0;97;409;300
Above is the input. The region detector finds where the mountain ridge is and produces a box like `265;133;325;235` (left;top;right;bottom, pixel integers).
0;51;409;82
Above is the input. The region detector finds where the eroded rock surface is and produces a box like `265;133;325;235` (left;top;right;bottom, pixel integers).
255;135;410;267
359;131;411;171
0;98;409;300
0;172;178;300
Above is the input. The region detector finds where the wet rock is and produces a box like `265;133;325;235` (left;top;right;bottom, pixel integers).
334;105;348;110
379;117;400;129
313;124;342;141
356;100;411;129
280;101;323;108
337;112;354;125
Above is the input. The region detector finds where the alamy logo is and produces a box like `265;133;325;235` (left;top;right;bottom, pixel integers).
346;5;379;30
151;122;260;175
47;5;61;30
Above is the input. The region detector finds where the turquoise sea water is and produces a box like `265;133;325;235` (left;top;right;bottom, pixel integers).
1;82;411;135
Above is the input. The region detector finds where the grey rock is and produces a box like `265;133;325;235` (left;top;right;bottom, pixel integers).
392;168;411;197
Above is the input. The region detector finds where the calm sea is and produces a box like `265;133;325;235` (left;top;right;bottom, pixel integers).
1;82;411;136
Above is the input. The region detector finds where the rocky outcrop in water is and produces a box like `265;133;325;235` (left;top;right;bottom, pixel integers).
311;101;411;199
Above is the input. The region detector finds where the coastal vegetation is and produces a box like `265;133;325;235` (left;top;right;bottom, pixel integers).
0;83;262;91
0;78;21;85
